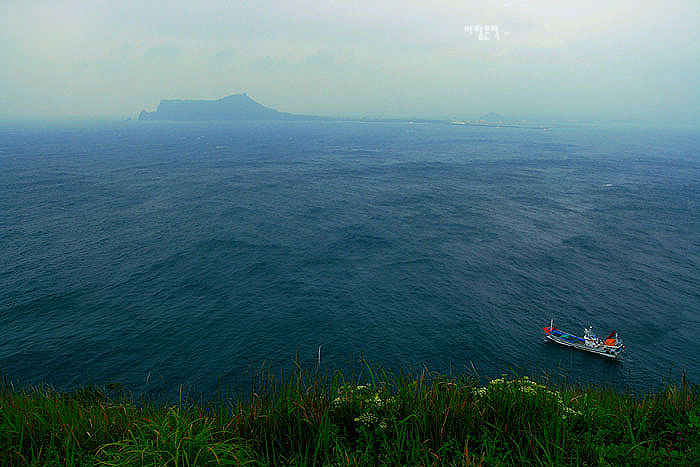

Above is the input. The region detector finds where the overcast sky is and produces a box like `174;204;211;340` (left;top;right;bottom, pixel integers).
1;0;698;122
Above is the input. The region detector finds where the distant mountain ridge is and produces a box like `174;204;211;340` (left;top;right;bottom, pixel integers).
137;93;519;126
479;112;507;122
138;93;319;121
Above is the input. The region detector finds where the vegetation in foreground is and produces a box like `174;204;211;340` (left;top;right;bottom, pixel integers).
1;364;698;466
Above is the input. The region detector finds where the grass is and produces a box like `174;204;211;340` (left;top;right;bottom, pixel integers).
0;363;698;466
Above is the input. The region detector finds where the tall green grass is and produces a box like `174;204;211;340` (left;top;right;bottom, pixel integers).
1;365;698;466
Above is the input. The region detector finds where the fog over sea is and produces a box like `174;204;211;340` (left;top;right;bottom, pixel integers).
1;121;698;396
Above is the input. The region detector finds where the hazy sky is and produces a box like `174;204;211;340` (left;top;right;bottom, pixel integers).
1;0;698;122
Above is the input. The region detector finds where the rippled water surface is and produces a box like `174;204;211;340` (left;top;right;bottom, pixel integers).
1;121;698;395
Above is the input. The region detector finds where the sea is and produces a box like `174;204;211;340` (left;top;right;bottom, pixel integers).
1;120;698;397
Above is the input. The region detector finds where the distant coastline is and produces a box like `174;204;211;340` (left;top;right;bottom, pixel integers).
138;93;547;128
138;93;323;121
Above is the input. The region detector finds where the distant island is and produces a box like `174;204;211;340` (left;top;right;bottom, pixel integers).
138;93;324;121
137;93;442;123
137;93;545;128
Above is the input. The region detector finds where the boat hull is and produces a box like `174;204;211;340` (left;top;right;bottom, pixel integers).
544;327;624;359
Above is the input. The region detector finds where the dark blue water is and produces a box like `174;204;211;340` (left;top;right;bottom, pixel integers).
1;121;699;395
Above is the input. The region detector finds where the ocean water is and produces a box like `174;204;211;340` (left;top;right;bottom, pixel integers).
1;120;698;396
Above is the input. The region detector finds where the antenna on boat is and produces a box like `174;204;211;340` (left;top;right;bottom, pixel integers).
550;318;553;329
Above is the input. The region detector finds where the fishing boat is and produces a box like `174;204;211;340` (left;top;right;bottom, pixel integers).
543;320;624;359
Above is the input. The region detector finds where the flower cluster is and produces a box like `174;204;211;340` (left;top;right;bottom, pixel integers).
354;411;386;429
473;376;582;420
331;384;391;431
333;384;391;408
